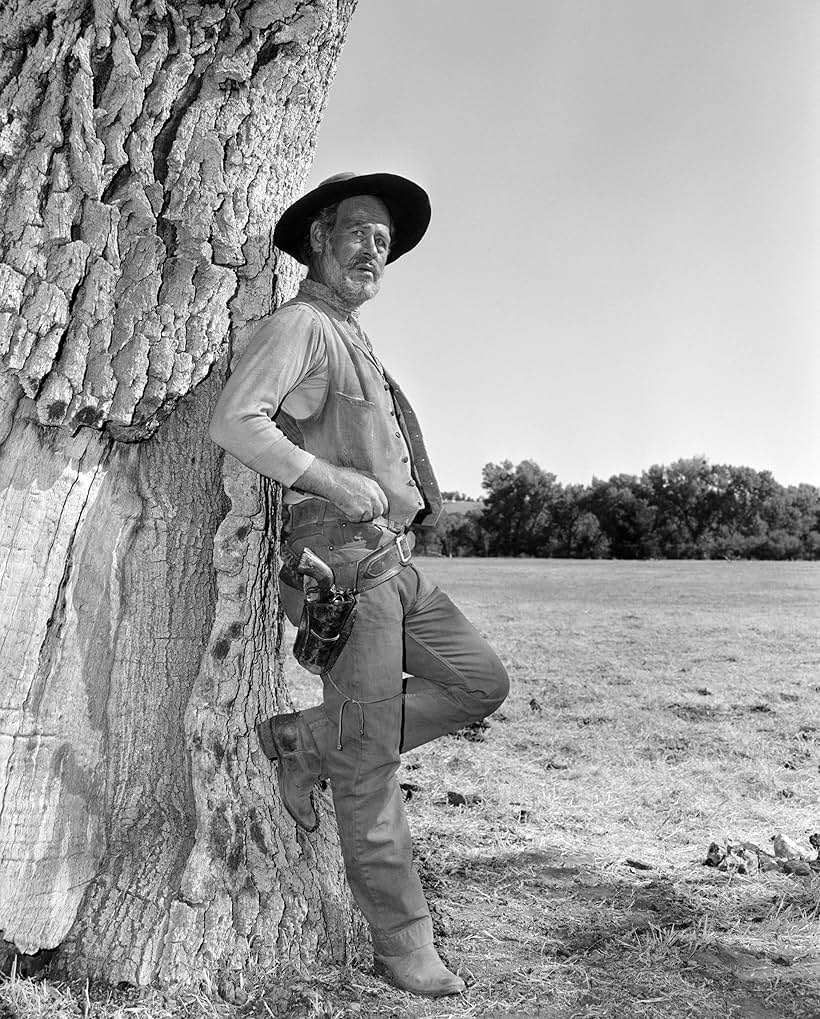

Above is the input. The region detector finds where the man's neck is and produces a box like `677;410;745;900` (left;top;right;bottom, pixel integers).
303;274;365;317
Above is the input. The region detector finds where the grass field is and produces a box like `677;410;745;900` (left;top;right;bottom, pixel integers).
3;560;818;1019
283;559;820;1019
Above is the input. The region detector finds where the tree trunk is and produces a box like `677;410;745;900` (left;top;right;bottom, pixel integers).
0;0;363;989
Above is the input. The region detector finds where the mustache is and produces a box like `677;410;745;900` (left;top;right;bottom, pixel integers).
347;256;381;275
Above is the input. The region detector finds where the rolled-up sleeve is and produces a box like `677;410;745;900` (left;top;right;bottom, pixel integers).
209;304;325;487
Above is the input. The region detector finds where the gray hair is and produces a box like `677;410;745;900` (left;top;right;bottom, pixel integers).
302;203;340;264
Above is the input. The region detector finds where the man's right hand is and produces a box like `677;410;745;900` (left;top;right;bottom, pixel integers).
292;459;389;522
330;467;389;521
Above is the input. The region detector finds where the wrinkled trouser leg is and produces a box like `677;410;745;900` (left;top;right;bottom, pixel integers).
285;564;509;955
399;567;509;753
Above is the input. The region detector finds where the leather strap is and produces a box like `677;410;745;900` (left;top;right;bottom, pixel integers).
280;508;415;594
354;531;414;593
286;498;408;536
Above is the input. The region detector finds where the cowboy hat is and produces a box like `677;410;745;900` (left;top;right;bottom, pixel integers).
273;171;431;265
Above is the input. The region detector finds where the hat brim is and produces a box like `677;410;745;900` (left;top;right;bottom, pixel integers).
273;172;431;265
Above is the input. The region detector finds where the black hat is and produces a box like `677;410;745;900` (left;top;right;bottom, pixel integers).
273;171;431;265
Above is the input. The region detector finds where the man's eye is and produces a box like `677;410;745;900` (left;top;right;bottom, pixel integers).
376;237;387;250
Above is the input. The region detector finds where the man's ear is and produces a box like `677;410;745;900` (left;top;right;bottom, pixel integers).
309;219;325;255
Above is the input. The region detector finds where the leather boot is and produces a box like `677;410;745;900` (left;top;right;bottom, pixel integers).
256;712;321;832
373;944;466;997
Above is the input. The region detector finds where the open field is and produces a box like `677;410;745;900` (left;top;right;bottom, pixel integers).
285;559;820;1018
3;560;818;1018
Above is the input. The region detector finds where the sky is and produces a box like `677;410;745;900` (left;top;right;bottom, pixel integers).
308;0;820;498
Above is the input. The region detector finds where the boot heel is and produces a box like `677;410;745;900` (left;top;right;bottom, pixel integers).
255;720;279;761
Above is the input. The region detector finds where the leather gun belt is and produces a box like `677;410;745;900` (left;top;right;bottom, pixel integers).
281;499;414;594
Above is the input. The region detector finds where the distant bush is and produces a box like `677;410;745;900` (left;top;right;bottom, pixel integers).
414;457;820;560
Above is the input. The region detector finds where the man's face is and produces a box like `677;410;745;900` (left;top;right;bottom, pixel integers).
312;195;392;307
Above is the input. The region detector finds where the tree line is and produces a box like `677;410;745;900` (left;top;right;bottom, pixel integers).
418;457;820;560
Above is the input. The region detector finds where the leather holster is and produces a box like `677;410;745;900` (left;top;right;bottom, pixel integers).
292;593;358;675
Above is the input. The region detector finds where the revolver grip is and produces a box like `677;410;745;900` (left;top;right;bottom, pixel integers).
297;547;336;593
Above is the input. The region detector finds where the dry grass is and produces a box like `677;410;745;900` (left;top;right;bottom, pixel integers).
3;560;818;1018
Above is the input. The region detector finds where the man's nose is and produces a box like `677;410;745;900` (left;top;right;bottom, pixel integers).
361;233;378;256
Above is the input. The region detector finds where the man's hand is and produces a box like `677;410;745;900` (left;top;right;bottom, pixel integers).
293;459;388;522
329;467;389;521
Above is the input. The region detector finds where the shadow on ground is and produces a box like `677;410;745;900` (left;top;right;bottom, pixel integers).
411;838;820;1019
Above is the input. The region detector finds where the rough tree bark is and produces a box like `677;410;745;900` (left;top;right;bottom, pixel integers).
0;0;363;990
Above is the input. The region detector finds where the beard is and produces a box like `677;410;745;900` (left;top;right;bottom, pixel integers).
318;245;383;308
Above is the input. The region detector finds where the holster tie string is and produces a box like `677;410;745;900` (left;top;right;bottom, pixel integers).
326;673;403;751
336;698;365;751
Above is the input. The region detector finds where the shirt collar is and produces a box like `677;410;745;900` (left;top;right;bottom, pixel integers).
298;278;361;320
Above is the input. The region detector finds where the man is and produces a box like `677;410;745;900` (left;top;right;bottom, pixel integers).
209;172;509;998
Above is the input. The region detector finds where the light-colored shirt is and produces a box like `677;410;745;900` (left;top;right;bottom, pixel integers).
209;279;414;495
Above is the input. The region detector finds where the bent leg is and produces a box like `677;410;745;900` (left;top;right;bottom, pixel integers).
291;566;509;758
400;566;509;753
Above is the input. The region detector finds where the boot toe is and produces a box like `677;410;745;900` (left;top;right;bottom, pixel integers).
278;758;319;832
256;713;321;832
374;946;465;998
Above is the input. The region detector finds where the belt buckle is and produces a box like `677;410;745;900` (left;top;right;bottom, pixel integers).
395;532;412;565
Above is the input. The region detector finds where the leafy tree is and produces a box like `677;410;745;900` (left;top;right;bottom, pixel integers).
584;474;657;558
641;457;731;557
438;509;486;556
435;457;818;561
752;483;820;560
710;466;775;555
546;484;607;557
480;460;563;556
787;484;820;558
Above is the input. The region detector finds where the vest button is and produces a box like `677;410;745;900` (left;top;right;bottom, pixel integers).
395;431;401;438
401;456;409;463
408;480;416;486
